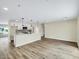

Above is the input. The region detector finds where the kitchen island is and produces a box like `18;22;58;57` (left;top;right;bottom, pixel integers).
14;32;41;47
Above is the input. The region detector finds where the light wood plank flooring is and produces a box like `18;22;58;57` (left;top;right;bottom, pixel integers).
0;37;79;59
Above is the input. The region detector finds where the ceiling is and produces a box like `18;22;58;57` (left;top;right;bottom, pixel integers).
0;0;78;24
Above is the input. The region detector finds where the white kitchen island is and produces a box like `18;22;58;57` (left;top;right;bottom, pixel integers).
14;33;41;47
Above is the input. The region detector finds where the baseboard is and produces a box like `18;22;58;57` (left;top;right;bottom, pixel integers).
44;38;78;48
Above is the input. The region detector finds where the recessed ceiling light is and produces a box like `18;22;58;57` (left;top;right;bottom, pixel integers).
16;20;18;21
3;7;8;11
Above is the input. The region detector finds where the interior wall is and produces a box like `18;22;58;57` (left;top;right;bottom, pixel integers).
45;19;77;42
38;24;43;36
77;17;79;47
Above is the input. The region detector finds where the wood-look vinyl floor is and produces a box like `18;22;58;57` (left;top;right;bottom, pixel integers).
0;37;79;59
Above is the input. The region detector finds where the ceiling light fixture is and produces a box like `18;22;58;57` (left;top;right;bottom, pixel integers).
17;0;23;7
16;20;18;21
3;7;8;11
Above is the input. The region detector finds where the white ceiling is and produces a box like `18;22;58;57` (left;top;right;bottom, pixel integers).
0;0;78;24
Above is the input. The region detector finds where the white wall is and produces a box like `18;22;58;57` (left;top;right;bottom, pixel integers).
77;17;79;47
45;19;77;42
